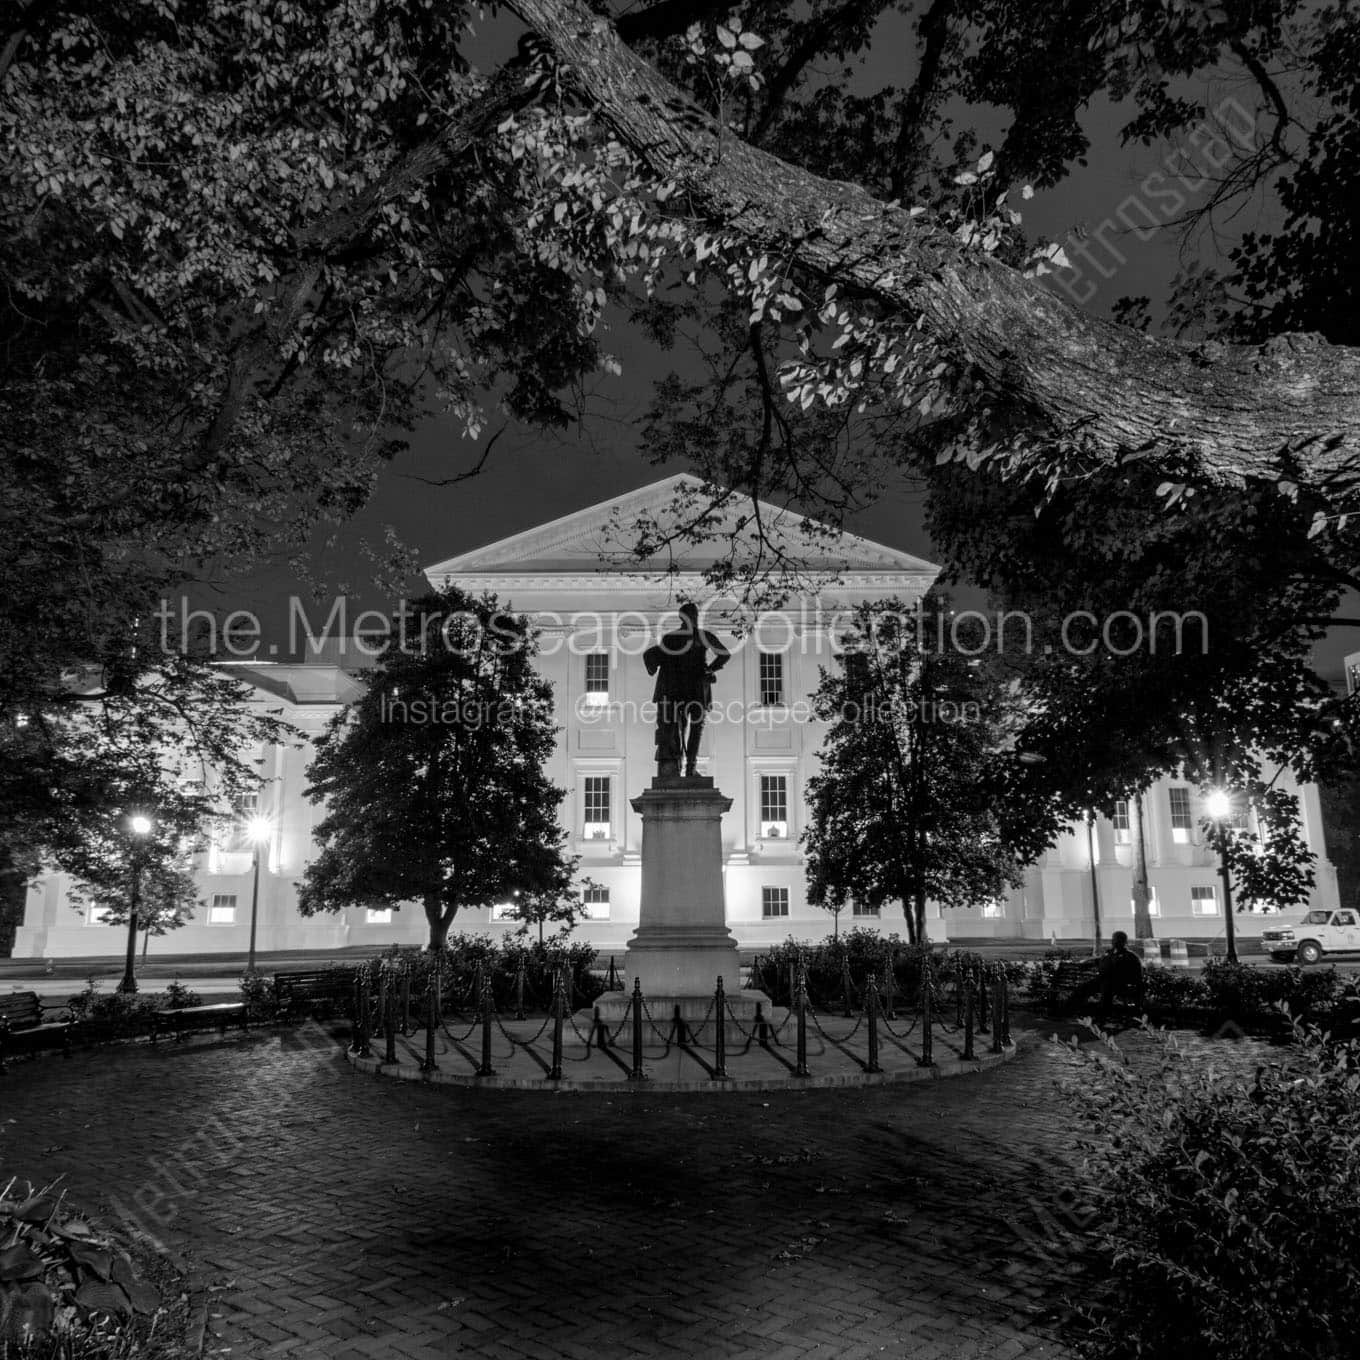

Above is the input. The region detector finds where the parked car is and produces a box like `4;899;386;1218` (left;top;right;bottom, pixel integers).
1262;908;1360;965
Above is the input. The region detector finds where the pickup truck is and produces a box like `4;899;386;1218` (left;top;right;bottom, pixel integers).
1261;908;1360;965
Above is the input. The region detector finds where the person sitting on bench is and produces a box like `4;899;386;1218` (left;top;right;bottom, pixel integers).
1068;931;1145;1020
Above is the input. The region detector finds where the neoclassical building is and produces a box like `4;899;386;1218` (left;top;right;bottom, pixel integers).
13;475;1339;958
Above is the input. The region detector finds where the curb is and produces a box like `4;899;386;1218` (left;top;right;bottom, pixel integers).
343;1041;1018;1093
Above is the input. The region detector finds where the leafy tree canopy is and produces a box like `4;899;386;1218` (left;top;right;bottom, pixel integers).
298;588;578;949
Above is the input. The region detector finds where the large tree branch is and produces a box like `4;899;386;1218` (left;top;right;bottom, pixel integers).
507;0;1360;486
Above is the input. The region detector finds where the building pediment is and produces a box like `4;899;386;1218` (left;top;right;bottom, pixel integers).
423;474;939;585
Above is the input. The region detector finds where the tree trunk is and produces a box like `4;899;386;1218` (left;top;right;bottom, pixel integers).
900;899;917;946
913;890;928;947
1131;792;1154;940
509;0;1360;482
424;894;455;951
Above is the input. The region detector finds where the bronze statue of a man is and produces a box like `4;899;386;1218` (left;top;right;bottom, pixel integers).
644;602;730;779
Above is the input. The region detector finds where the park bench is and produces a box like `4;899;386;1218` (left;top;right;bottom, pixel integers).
150;1000;248;1042
1048;956;1148;1022
273;968;358;1019
0;991;75;1071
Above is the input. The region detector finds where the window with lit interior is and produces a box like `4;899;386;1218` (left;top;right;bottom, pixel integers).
759;774;789;838
1191;885;1219;915
583;652;609;707
581;886;610;920
1168;787;1192;844
208;893;237;925
583;776;611;839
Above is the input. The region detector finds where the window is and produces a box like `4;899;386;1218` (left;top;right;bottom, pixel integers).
208;893;237;925
1113;800;1131;845
581;887;610;921
761;886;789;918
759;775;789;838
758;651;784;706
1168;787;1192;843
491;901;519;921
1191;885;1219;916
366;908;393;925
583;652;610;706
851;901;880;917
86;904;114;926
583;777;611;839
1336;910;1358;927
982;899;1004;919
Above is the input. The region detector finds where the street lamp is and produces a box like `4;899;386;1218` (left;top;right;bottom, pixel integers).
1205;788;1239;963
117;813;153;994
245;814;272;975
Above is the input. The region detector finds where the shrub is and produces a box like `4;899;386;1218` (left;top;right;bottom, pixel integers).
1064;1024;1360;1359
359;936;603;1015
161;980;200;1011
62;982;161;1039
752;933;993;1009
1139;965;1210;1011
236;973;277;1022
0;1179;189;1357
1199;959;1343;1018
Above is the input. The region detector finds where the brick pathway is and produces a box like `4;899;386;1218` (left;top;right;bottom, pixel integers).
0;1024;1131;1359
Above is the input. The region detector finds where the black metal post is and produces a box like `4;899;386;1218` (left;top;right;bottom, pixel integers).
1000;968;1012;1048
713;977;727;1079
548;967;564;1080
421;981;438;1074
841;951;854;1018
514;954;526;1021
400;965;412;1036
990;975;1003;1054
918;970;934;1068
354;974;373;1058
955;965;964;1028
1218;823;1239;963
883;946;896;1020
976;963;990;1034
672;1004;686;1046
629;977;644;1080
246;842;262;977
477;964;495;1077
963;977;975;1061
755;1001;769;1046
383;975;398;1065
866;973;881;1074
592;1005;606;1050
795;960;809;1077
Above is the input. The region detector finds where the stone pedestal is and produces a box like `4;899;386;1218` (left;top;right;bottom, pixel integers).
590;775;773;1042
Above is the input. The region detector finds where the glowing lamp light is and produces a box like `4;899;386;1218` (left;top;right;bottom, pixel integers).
246;815;272;843
128;814;153;836
1205;789;1232;821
